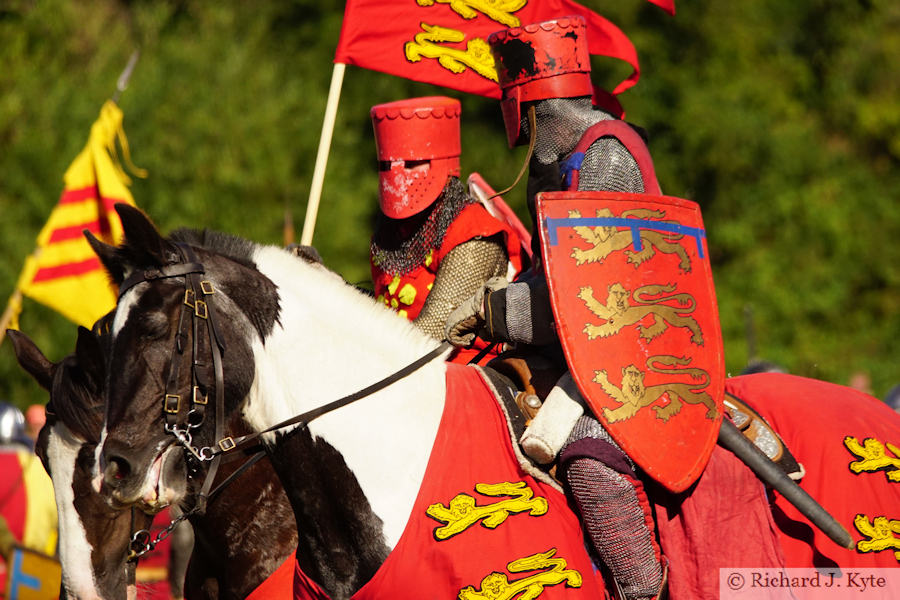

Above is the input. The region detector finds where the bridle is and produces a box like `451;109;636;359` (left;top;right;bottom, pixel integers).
116;241;451;558
117;242;228;513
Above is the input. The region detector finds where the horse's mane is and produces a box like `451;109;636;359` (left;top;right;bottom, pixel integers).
168;228;261;271
50;355;104;444
170;224;438;368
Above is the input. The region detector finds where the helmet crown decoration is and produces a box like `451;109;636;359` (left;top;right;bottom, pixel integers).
488;16;594;147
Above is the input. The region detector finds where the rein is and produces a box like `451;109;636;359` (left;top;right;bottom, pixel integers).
127;447;266;561
204;340;452;458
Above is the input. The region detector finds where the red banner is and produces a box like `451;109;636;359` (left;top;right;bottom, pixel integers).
335;0;643;98
649;0;676;16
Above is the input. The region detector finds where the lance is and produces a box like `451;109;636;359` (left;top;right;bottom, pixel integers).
718;418;854;549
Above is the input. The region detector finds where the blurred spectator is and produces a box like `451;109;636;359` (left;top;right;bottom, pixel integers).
24;404;45;443
884;384;900;414
848;371;874;396
0;402;58;591
740;359;787;376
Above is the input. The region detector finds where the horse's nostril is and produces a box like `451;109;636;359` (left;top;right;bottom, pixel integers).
106;456;132;484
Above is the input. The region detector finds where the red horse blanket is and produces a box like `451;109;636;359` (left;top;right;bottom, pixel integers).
294;363;605;599
728;373;900;569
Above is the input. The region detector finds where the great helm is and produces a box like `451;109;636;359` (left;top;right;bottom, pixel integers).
488;16;593;148
0;402;31;448
371;96;462;219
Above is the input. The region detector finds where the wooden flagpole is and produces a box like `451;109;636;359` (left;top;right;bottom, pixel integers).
0;289;23;349
301;62;346;246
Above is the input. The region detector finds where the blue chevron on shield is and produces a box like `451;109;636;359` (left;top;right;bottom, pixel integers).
536;191;725;493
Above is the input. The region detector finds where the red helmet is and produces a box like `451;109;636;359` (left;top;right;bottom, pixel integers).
370;97;462;219
488;16;593;148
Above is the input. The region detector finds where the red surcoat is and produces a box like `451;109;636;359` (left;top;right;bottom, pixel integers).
371;203;522;364
293;364;606;599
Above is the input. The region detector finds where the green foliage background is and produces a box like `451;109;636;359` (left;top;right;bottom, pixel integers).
2;0;898;410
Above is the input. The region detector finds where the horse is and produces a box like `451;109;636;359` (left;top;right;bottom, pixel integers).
87;205;608;599
8;324;299;600
88;205;900;598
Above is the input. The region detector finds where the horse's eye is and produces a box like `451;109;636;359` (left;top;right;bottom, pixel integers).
140;313;170;340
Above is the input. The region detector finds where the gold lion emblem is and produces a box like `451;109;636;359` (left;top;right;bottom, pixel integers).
844;436;900;483
405;23;497;81
458;549;582;599
578;282;703;345
569;208;692;273
854;514;900;562
415;0;526;28
426;481;548;541
595;356;718;423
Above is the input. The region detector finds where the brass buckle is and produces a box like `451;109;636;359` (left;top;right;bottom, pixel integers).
183;289;196;309
200;281;215;295
164;395;180;414
193;386;208;405
218;437;236;452
195;300;208;319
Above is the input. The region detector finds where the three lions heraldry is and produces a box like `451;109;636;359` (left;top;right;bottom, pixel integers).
537;191;725;492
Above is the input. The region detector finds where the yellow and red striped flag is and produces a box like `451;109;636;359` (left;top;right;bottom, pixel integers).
9;100;145;328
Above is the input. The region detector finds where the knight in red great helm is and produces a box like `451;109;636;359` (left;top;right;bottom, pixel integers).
369;96;522;363
444;17;665;600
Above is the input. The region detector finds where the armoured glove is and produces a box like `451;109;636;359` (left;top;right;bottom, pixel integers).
444;276;509;347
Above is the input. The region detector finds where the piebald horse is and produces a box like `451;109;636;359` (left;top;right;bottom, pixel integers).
9;325;299;600
88;205;607;598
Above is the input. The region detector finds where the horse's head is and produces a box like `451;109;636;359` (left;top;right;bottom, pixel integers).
9;326;152;600
88;205;272;514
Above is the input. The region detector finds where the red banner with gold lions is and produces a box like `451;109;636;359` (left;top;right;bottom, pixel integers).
334;0;644;98
537;191;724;493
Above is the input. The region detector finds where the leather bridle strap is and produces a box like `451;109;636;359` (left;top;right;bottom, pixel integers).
172;243;227;513
117;245;228;516
204;341;453;458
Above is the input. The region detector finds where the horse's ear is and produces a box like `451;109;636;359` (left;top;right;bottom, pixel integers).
7;329;56;392
75;326;105;387
85;230;126;284
115;204;180;267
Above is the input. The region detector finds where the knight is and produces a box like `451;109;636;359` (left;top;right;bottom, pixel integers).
445;17;665;599
369;96;523;364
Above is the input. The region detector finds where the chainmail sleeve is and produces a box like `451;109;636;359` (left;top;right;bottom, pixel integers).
413;234;509;340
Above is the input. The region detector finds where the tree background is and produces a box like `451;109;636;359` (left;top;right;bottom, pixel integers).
2;0;898;410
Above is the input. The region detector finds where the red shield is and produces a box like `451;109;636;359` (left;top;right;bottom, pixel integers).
537;191;724;492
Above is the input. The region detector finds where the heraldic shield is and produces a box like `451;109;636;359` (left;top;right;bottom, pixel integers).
537;191;725;493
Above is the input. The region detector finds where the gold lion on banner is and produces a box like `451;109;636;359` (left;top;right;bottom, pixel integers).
405;23;497;81
415;0;526;28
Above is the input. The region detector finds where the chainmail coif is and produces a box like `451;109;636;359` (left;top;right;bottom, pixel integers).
371;177;475;276
523;97;646;194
